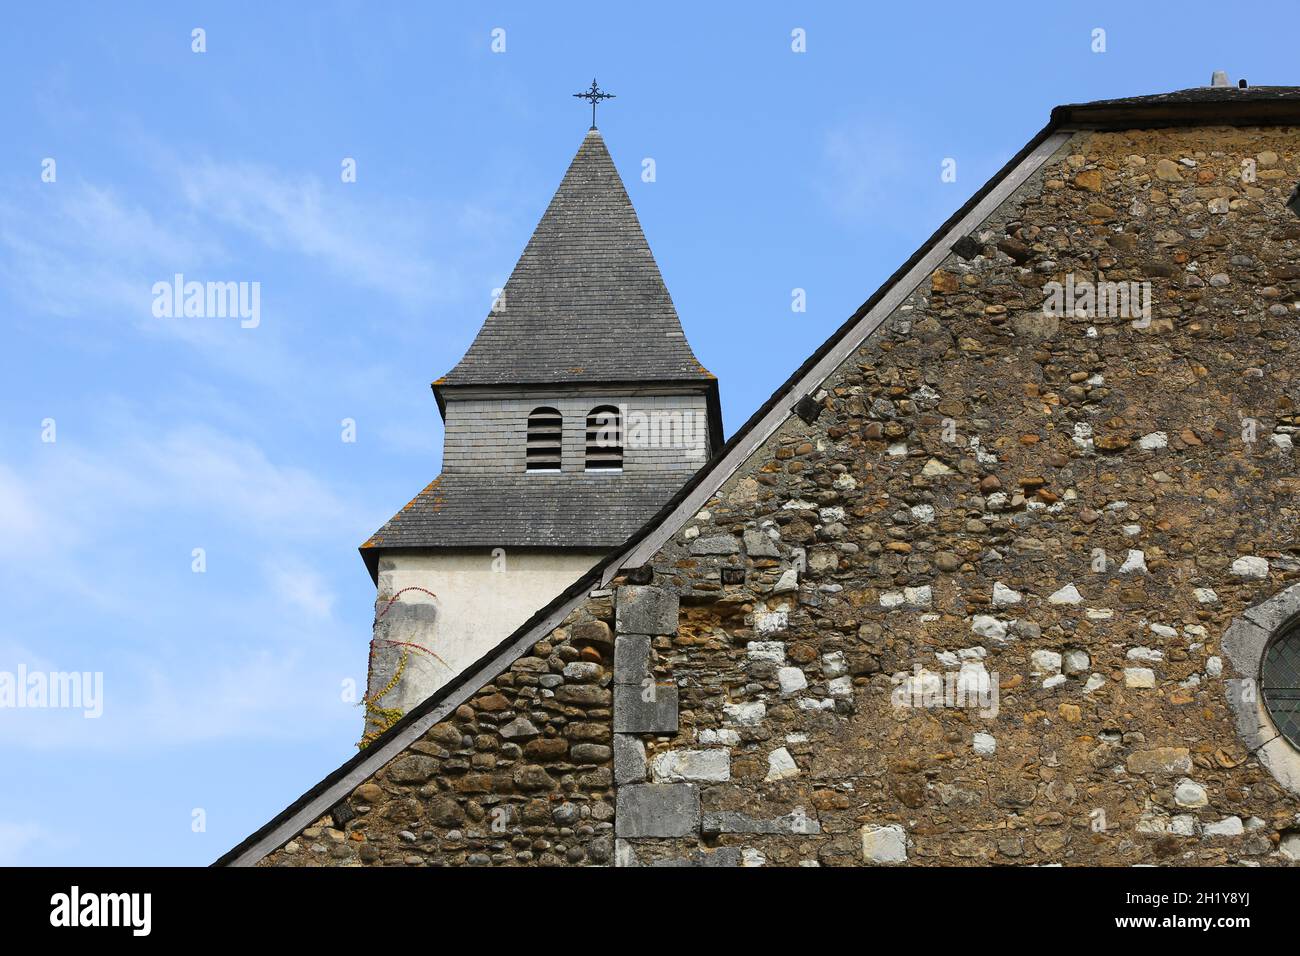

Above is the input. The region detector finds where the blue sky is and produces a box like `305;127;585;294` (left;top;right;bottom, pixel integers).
0;2;1293;865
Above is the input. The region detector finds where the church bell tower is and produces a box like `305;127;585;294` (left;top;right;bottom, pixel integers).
358;87;722;743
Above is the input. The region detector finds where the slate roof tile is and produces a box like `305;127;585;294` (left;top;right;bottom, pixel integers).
362;472;685;551
440;130;710;386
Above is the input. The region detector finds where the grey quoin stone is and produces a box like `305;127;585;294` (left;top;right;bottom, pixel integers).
378;600;438;630
615;784;700;838
703;807;821;835
614;681;679;734
615;586;680;635
613;634;652;685
614;734;647;784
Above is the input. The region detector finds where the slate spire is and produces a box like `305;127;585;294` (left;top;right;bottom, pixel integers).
439;129;712;388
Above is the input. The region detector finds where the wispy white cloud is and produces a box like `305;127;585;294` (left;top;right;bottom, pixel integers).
0;419;358;565
0;408;369;752
0;636;360;751
817;120;916;221
0;821;64;865
0;152;513;331
175;159;498;312
266;560;337;620
0;182;219;322
816;116;1007;239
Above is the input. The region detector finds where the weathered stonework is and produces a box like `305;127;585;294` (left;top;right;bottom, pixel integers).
263;598;617;866
257;120;1300;867
612;125;1300;866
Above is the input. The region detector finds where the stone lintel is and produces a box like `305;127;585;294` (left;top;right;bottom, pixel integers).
702;808;821;835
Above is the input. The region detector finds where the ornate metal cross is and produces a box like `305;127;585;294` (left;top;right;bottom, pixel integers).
573;78;615;129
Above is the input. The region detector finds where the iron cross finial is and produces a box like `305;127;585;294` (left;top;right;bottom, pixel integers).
573;78;615;130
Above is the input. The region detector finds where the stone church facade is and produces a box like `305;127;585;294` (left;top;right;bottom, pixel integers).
223;81;1300;866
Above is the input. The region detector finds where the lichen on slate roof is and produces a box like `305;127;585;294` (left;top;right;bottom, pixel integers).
362;473;685;552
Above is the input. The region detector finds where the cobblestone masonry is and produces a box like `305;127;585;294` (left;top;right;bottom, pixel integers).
270;596;619;866
264;124;1300;866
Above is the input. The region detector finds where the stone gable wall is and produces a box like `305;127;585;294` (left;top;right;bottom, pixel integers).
263;596;619;866
614;124;1300;866
261;123;1300;866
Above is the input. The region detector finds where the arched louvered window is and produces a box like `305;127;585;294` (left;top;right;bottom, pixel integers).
585;405;623;471
525;407;563;472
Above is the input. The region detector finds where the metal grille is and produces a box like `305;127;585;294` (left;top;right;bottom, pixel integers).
1262;628;1300;749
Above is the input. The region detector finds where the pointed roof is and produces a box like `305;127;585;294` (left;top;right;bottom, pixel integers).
439;130;713;387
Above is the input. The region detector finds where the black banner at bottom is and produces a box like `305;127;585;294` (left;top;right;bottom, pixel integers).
0;864;1277;941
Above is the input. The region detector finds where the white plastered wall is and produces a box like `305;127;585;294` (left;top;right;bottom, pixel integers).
366;549;608;718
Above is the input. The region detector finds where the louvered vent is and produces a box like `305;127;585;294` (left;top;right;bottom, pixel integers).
525;407;563;472
585;405;623;471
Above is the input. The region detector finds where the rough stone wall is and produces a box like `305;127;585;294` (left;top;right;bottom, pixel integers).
263;596;618;866
260;122;1300;866
615;124;1300;866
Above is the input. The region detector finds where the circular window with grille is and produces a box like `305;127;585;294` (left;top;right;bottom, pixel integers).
1261;629;1300;749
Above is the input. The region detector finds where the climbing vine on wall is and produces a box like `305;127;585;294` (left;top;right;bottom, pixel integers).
359;587;450;749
